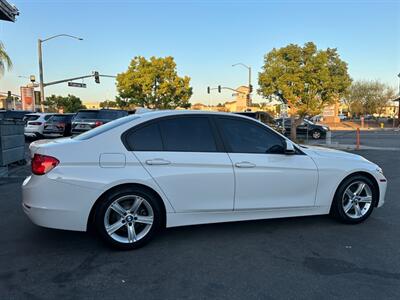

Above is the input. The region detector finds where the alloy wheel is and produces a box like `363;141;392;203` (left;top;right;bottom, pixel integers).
104;195;154;244
341;181;373;219
312;130;321;139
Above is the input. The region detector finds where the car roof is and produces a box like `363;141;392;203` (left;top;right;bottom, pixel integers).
135;109;258;122
25;113;54;117
77;109;126;112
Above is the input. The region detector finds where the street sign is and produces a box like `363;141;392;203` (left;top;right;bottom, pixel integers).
20;86;34;111
68;82;87;88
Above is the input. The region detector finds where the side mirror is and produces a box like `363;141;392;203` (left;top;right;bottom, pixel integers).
284;140;296;154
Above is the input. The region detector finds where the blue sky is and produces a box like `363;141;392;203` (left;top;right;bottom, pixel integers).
1;0;399;105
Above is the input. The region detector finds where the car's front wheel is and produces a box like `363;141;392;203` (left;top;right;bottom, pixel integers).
331;175;377;224
94;187;163;250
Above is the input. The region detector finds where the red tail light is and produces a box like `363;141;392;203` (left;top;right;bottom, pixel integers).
29;122;42;126
95;121;103;127
31;154;60;175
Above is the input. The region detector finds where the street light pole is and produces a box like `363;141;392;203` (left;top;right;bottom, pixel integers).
232;62;252;102
38;39;45;112
398;73;400;95
37;34;83;112
397;73;400;126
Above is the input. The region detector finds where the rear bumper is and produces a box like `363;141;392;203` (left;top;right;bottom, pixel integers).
25;126;42;135
43;129;65;137
22;175;101;231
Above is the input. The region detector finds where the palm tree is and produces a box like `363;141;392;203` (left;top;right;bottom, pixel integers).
0;41;12;76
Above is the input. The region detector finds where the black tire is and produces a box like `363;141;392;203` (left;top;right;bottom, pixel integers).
311;129;322;140
94;187;163;250
331;175;377;224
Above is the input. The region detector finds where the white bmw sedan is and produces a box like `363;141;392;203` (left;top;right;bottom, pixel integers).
22;111;387;249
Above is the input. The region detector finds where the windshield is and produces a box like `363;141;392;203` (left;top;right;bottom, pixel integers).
73;115;140;140
304;119;314;125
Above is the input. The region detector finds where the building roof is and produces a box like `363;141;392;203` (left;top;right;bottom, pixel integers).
0;0;18;22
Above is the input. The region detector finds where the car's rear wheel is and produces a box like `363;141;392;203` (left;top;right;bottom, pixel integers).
311;129;322;139
331;175;377;224
94;187;163;250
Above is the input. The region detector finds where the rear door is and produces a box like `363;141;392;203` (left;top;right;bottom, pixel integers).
126;115;235;212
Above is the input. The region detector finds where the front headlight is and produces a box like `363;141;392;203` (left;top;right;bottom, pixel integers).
322;126;329;131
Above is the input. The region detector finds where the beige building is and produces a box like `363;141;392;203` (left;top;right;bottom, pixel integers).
192;85;260;113
235;86;251;112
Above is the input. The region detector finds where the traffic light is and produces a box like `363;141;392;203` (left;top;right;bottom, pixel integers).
249;84;253;93
218;85;221;93
7;91;11;99
207;86;210;94
94;71;100;84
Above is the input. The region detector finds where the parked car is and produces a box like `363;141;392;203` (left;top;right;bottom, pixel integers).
71;109;128;135
43;113;75;137
275;118;329;139
23;111;386;250
23;113;55;138
0;110;32;120
235;111;280;131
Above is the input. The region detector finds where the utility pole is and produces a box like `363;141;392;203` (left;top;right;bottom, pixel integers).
232;63;252;103
38;39;45;112
37;34;83;112
397;73;400;126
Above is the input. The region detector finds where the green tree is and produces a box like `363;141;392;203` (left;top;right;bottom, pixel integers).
0;41;12;76
258;42;352;140
345;80;396;117
99;100;117;108
44;94;86;113
116;56;192;109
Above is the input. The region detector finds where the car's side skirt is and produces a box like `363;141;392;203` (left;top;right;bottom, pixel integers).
166;206;331;228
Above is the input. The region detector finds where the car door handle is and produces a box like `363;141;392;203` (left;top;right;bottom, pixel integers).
145;159;171;165
235;161;256;168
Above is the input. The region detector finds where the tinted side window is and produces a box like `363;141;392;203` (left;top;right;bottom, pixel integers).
160;117;217;152
127;123;163;151
218;118;284;154
44;115;53;121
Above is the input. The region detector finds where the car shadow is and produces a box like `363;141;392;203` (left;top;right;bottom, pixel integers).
21;214;338;253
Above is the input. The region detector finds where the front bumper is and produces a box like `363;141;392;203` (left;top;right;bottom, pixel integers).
22;175;101;232
377;176;387;208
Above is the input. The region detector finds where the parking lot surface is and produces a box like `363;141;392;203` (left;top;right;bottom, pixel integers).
308;129;400;149
1;149;399;299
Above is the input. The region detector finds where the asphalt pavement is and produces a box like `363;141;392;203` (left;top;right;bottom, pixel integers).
0;149;399;299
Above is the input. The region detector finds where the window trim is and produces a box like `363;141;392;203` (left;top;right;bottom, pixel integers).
121;114;225;153
214;115;300;155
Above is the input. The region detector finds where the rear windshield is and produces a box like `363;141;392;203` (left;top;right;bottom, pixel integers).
24;115;40;121
49;115;72;122
73;115;139;140
75;110;127;120
75;111;99;119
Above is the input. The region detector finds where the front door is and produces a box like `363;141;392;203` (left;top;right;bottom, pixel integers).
216;116;318;210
